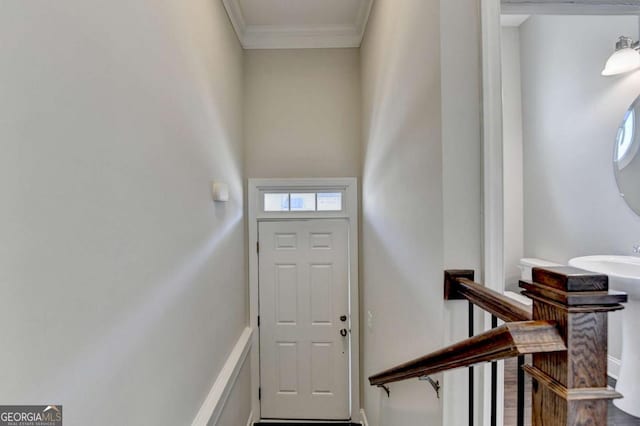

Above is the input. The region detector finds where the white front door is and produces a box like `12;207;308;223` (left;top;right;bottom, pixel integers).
259;219;350;420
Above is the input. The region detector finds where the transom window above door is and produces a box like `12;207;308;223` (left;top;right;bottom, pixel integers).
263;191;343;212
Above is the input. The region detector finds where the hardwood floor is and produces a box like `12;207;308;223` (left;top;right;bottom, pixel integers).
503;358;640;425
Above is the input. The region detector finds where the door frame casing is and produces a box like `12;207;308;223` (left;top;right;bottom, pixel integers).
480;3;640;426
248;178;360;423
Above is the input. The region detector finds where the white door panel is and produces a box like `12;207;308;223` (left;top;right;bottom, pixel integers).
259;220;349;420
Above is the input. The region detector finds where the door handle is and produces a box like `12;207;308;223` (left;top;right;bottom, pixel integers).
340;328;348;337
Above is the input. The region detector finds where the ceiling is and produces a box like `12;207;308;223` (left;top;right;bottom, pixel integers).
500;14;530;27
222;0;374;49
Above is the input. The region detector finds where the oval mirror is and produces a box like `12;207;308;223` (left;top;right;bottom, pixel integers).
614;95;640;215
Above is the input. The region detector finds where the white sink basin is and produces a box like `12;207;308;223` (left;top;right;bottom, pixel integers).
569;256;640;296
569;255;640;418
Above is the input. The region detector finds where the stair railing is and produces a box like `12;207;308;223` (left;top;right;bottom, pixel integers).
368;267;627;426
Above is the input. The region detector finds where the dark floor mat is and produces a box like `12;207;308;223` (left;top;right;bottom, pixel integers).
254;423;360;426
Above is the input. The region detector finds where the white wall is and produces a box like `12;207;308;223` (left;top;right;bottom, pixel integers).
361;0;445;424
501;26;525;288
244;48;361;178
519;15;640;363
0;1;248;425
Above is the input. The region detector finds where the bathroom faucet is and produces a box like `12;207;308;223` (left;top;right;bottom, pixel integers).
633;244;640;254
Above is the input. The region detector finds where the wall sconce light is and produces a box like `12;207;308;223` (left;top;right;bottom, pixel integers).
211;182;229;202
602;36;640;76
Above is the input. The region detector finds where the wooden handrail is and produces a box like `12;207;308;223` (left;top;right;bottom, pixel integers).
368;320;565;386
444;270;532;321
370;267;627;425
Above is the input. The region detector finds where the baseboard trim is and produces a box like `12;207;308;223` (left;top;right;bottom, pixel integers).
608;355;621;380
360;409;369;426
191;327;253;426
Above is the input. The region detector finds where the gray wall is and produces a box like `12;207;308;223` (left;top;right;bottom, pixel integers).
441;0;483;424
519;15;640;362
360;0;482;424
0;1;248;425
361;0;443;423
244;48;361;178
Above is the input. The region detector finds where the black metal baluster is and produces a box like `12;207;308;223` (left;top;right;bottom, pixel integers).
490;315;498;426
517;355;525;426
469;301;474;426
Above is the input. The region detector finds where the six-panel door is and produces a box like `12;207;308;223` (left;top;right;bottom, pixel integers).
259;220;350;420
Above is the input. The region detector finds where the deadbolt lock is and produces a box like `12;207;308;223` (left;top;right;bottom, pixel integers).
340;315;347;322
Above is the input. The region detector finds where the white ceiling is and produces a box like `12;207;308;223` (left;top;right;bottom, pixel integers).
501;14;531;27
222;0;374;49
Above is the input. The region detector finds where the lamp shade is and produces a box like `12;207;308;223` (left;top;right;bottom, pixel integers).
602;47;640;76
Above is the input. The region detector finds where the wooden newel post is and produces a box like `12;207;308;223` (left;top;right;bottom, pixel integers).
520;266;627;426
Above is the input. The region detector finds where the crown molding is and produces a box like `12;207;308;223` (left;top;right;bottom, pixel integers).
243;25;362;49
223;0;374;49
356;0;374;40
222;0;247;44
